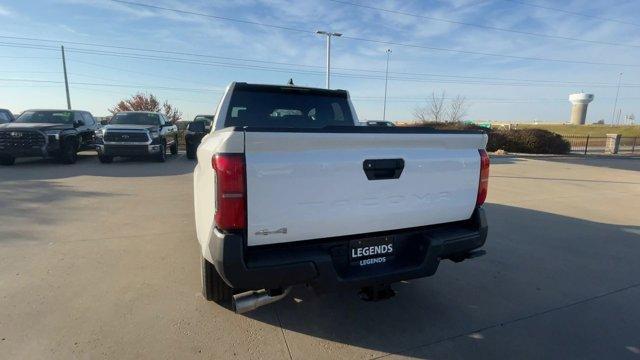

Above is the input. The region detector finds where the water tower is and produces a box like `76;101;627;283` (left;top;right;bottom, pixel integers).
568;93;594;125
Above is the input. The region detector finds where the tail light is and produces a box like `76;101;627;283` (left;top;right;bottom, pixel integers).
212;154;246;230
476;149;490;207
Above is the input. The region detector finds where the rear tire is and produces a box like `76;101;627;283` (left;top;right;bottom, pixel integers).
201;256;233;304
170;140;178;155
59;140;78;164
98;155;113;163
156;143;166;162
186;144;196;160
0;155;15;166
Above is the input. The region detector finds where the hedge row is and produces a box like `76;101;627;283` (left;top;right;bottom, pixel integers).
488;128;570;154
415;122;571;154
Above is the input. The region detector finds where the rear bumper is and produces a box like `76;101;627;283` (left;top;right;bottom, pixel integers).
210;208;488;292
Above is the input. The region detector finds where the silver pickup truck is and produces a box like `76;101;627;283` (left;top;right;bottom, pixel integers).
95;111;179;163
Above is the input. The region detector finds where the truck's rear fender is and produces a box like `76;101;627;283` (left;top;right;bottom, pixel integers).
194;128;244;263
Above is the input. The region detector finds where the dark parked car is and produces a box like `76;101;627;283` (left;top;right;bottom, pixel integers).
0;109;15;124
366;120;395;127
185;115;213;159
0;109;98;166
95;111;178;163
193;115;213;132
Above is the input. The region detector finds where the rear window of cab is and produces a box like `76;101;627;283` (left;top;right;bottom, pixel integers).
226;87;354;129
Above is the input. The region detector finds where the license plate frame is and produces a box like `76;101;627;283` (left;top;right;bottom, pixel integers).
349;236;395;266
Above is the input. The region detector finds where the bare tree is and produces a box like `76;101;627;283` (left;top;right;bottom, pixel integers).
412;106;429;122
161;100;182;124
447;95;468;122
413;91;470;123
413;91;447;123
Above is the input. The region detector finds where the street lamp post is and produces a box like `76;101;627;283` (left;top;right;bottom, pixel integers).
61;45;71;110
383;49;392;122
612;72;622;124
316;30;342;89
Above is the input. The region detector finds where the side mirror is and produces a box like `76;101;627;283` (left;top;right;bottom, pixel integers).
100;119;109;126
187;121;206;133
75;120;85;127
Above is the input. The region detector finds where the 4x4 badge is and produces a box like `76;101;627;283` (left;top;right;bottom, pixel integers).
255;227;287;236
10;132;22;137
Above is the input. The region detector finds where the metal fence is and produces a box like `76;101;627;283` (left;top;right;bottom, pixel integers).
619;136;639;153
563;135;638;154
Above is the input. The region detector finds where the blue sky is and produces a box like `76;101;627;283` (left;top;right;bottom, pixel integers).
0;0;638;123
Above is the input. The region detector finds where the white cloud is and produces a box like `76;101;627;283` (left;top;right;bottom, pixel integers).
0;4;13;16
3;0;639;121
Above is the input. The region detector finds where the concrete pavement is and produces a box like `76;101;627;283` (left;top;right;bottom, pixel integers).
1;154;639;359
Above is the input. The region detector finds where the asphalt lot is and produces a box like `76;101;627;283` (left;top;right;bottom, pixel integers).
1;153;639;359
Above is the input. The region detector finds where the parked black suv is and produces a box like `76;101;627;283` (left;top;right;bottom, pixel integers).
366;120;395;127
0;109;15;124
96;111;179;163
0;109;98;165
185;115;213;159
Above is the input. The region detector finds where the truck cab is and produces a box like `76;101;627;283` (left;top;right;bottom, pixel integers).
0;109;14;124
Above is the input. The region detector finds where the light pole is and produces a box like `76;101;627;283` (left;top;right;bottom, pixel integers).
61;45;71;110
316;30;342;89
611;72;622;124
383;49;392;121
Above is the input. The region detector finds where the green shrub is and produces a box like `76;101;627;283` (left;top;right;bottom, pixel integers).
411;122;570;154
498;129;570;154
486;131;509;152
418;121;484;132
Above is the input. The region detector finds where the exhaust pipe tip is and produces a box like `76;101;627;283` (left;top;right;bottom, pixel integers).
232;287;291;314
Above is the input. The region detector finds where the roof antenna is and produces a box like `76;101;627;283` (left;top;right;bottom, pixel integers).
287;78;295;86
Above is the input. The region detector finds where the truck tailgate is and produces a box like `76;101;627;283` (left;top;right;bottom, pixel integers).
244;130;487;246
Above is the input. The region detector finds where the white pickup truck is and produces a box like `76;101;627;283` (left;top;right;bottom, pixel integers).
194;82;489;313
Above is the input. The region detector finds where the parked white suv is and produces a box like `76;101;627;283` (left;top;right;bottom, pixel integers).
194;82;490;313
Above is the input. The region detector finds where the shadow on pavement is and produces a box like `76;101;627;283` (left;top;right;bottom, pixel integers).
243;203;640;358
491;175;640;185
487;156;524;165
0;180;118;243
520;155;640;172
0;152;194;181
